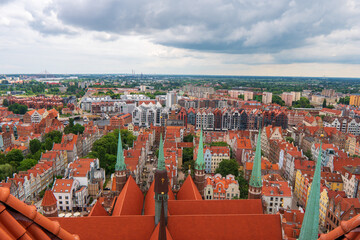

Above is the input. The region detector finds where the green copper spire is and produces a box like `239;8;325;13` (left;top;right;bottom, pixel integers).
195;129;205;170
299;142;322;240
115;130;126;171
249;129;262;188
158;134;165;171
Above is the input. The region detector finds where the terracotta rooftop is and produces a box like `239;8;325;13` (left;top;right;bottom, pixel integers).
176;175;202;201
41;190;57;207
0;187;79;240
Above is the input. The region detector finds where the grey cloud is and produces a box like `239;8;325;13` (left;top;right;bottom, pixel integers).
30;0;359;60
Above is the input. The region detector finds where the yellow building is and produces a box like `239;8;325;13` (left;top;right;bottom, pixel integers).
307;183;329;227
345;134;356;156
322;172;343;191
350;95;360;106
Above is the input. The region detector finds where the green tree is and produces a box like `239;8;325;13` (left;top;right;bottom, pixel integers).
45;138;54;151
6;149;24;168
272;95;285;106
182;147;194;163
30;139;41;154
17;159;37;171
210;142;228;147
215;159;239;177
285;137;294;143
8;103;28;114
0;164;13;181
322;99;327;108
304;150;312;160
236;171;249;199
181;160;195;175
292;97;313;108
2;99;9;107
0;153;6;165
72;124;85;134
238;94;244;100
183;134;194;143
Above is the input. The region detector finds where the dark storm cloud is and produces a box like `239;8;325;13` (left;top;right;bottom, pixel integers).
31;0;359;56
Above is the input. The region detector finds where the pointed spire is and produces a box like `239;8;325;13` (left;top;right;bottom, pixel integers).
158;134;165;171
195;129;205;170
115;130;126;171
249;128;262;188
299;142;322;240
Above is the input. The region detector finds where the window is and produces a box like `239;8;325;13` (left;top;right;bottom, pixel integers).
65;196;69;199
270;197;273;201
59;196;62;199
59;201;62;204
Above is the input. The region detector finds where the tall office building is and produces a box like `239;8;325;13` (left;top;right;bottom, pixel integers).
166;91;177;108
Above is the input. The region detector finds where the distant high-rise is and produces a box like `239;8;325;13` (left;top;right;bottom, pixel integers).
262;92;273;104
166;91;177;108
350;94;360;106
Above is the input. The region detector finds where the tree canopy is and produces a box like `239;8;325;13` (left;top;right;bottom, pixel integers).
215;159;239;177
272;95;285;106
292;97;314;108
8;103;28;114
17;159;37;172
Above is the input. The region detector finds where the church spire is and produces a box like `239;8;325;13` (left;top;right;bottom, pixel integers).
299;142;322;240
158;134;165;171
194;129;205;197
195;129;205;170
249;128;262;188
248;128;262;199
115;130;126;171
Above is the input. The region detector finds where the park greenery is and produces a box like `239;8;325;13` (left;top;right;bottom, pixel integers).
86;129;136;174
272;95;285;106
64;119;85;135
292;97;314;108
8;103;28;114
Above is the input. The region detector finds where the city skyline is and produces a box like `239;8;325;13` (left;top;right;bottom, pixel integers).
0;0;360;77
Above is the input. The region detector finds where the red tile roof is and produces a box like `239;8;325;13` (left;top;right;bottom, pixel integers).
88;199;108;217
41;190;57;207
53;179;74;193
144;181;175;216
177;176;202;201
112;176;144;216
168;199;263;215
0;187;79;240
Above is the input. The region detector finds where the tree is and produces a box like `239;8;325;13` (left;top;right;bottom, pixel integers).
272;95;285;106
238;94;244;100
210;142;228;147
285;137;294;143
292;97;314;108
72;124;85;134
45;138;54;151
236;171;249;199
304;150;312;160
17;159;37;171
215;159;239;177
0;164;13;181
322;99;327;108
181;160;195;176
183;134;194;143
6;149;24;168
2;99;9;107
0;153;6;165
182;147;194;163
8;103;28;114
30;139;41;154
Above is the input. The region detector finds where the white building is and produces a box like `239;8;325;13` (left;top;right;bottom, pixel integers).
262;92;273;104
262;180;292;214
52;179;82;212
166;91;177;108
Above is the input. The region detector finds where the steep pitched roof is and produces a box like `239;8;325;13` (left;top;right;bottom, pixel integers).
176;175;202;200
149;224;173;240
0;187;79;240
111;176;144;216
88;199;108;217
41;190;57;207
249;129;262;188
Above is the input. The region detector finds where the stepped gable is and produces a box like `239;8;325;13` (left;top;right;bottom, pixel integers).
0;187;79;240
144;181;175;216
53;216;155;240
168;199;263;215
41;190;57;207
167;215;282;240
88;199;108;217
176;175;202;200
149;224;173;240
111;176;144;216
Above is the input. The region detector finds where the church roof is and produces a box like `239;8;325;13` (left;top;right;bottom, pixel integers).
195;129;205;170
167;215;282;240
0;187;79;240
88;198;108;217
168;199;263;215
115;130;126;171
53;216;155;240
149;224;173;240
176;175;202;200
111;176;144;216
144;181;175;216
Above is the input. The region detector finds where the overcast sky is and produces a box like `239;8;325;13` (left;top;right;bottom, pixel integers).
1;0;360;77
